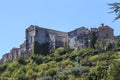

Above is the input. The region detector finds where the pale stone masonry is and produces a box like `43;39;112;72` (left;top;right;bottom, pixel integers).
91;24;114;39
26;25;68;51
1;24;115;63
68;27;90;49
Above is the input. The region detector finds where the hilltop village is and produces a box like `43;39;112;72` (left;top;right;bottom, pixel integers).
1;24;119;63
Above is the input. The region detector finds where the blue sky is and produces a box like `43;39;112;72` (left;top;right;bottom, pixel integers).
0;0;120;58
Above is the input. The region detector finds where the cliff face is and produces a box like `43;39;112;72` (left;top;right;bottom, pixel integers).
1;24;115;63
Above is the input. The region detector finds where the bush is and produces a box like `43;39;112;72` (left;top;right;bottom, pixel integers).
61;59;72;69
12;66;26;79
78;48;95;58
8;78;16;80
80;57;92;66
87;61;108;80
37;76;52;80
54;47;66;57
31;54;43;65
113;47;120;51
45;68;58;77
65;45;74;54
37;63;48;71
7;61;20;72
17;56;26;65
1;70;11;78
26;69;38;80
54;56;63;62
99;51;116;61
88;55;99;62
107;60;120;80
70;50;79;61
54;73;68;80
0;64;7;73
69;67;89;77
33;41;50;55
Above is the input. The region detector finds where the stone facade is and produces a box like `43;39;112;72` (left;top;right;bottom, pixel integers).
68;27;90;49
1;24;115;63
26;25;68;51
1;48;19;63
98;26;114;39
91;24;114;39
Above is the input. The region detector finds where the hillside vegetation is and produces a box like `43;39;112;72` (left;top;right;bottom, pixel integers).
0;40;120;80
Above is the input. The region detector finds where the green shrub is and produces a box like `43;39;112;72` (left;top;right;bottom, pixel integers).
107;60;120;80
61;59;72;69
88;55;99;62
7;61;20;72
37;76;52;80
69;67;89;77
45;68;58;77
1;70;11;78
54;47;66;57
54;73;68;80
99;51;116;61
0;64;7;73
32;41;50;55
17;56;26;65
31;54;43;65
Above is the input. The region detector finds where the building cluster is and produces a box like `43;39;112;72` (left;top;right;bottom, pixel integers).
1;24;116;63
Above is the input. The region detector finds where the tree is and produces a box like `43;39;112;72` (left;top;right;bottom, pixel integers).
54;47;66;57
32;41;50;55
106;42;114;51
108;2;120;20
13;67;26;80
26;69;37;80
107;60;120;80
90;31;97;49
17;56;26;65
0;65;7;73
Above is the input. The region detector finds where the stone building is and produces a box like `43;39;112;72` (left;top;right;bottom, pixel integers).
91;24;114;39
98;25;114;39
26;25;68;52
1;48;19;63
1;24;115;63
68;27;90;49
1;53;9;63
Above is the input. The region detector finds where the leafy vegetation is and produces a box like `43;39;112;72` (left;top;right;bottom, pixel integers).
32;41;50;55
1;40;120;80
108;2;120;20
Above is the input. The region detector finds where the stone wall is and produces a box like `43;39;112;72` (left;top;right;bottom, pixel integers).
26;25;36;50
91;24;114;39
68;27;90;49
1;48;19;63
2;53;9;63
1;24;115;63
26;25;68;51
98;25;114;39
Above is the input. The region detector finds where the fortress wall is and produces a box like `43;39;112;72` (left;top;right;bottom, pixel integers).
1;24;115;63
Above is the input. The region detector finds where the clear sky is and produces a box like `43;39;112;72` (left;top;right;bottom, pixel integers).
0;0;120;59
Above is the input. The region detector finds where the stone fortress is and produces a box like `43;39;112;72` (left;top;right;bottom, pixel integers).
1;24;116;63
